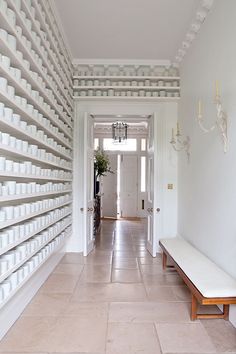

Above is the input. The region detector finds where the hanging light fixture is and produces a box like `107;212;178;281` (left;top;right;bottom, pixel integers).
112;121;128;143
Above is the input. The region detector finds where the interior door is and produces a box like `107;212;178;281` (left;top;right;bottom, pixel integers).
146;113;159;256
101;154;117;218
120;154;138;218
83;113;94;256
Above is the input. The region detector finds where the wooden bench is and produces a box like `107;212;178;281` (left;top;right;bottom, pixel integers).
159;238;236;320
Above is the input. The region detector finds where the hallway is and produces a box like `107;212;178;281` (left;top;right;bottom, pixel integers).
0;220;235;353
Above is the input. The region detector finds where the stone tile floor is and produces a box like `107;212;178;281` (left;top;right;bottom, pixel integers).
0;219;235;353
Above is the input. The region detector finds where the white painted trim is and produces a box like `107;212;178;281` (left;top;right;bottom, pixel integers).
73;59;171;66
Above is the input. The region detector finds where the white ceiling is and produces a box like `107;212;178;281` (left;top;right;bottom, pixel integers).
54;0;201;61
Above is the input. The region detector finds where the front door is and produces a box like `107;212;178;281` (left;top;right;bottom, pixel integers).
101;154;118;218
120;154;138;218
83;113;94;256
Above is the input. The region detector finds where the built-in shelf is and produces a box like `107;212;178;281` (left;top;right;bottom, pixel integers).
0;144;72;171
0;210;71;256
73;96;180;101
0;0;73;313
0;9;72;128
0;171;72;182
0;230;71;310
0;199;72;230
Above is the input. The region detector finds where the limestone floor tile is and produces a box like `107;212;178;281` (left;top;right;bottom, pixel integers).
61;252;85;264
202;319;236;352
112;257;138;269
79;264;112;283
155;322;216;353
113;251;136;258
138;255;162;265
0;316;107;353
109;302;191;323
53;263;84;275
47;317;108;353
106;323;162;354
140;264;170;275
171;285;191;302
142;273;184;286
39;273;79;294
0;317;56;352
61;301;109;319
71;282;147;302
83;255;112;265
112;269;142;283
145;284;178;301
22;293;71;317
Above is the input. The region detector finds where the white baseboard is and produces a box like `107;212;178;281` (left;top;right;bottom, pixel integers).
0;245;66;340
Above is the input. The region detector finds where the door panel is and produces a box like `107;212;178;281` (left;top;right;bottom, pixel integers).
120;155;138;218
83;113;94;256
146;113;159;257
101;154;117;218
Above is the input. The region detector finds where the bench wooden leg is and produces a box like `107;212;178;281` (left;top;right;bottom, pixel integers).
223;304;229;320
191;294;198;320
162;252;167;270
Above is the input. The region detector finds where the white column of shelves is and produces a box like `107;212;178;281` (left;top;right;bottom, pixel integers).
0;0;73;310
73;64;181;100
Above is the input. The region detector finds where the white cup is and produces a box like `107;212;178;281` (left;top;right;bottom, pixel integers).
0;157;6;171
2;133;10;145
0;77;7;92
1;55;10;70
7;34;17;51
4;206;14;220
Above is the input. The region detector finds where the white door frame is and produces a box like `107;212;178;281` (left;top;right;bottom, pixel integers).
72;99;177;255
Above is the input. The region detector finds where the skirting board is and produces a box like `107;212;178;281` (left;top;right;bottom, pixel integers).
0;245;66;340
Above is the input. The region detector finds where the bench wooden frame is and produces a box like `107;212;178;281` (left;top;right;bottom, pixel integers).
160;241;236;320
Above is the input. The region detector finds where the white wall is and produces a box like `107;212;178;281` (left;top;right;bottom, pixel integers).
178;0;236;326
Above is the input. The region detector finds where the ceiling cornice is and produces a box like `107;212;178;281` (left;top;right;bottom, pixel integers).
173;0;215;65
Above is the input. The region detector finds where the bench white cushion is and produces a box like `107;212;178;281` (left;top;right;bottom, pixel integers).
160;238;236;298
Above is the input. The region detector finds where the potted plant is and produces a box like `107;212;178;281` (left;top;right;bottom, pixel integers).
94;148;113;195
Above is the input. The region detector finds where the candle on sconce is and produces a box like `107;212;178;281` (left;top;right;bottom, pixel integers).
172;128;175;141
177;122;180;135
215;80;220;97
198;100;202;116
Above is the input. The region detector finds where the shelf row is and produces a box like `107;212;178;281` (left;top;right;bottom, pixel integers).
0;205;71;255
0;10;73;126
0;101;72;159
0;181;71;202
0;47;72;137
0;226;71;307
0;164;72;181
0;194;72;230
0;134;72;170
73;75;180;81
74;91;180;99
2;0;73;112
20;0;73;99
0;215;71;282
74;96;180;102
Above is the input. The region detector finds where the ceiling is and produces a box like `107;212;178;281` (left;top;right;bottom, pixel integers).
54;0;201;61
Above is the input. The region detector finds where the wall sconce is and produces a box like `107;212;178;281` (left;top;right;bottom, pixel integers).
170;123;190;161
197;81;228;153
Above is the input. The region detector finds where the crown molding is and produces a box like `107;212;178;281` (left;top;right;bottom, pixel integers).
173;0;215;65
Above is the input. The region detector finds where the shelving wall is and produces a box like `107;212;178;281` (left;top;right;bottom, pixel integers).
0;0;73;317
73;64;180;100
